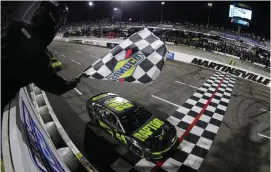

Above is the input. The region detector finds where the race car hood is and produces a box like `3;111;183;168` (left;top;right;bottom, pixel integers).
132;117;177;152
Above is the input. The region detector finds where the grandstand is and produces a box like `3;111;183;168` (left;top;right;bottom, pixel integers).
59;20;270;68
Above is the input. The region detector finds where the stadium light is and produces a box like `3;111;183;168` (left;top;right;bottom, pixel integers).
88;1;93;6
129;18;132;21
207;3;212;27
114;8;118;11
160;2;165;23
88;2;94;25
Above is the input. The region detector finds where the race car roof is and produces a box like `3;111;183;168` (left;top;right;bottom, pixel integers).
103;96;137;115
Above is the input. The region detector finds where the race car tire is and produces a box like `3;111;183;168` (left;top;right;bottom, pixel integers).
130;145;144;158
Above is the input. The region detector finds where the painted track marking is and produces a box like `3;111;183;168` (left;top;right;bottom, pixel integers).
89;54;99;58
177;75;226;142
58;53;80;65
71;59;81;65
175;81;199;89
74;88;82;95
151;95;181;108
75;50;82;54
257;133;271;139
260;108;270;113
151;74;227;172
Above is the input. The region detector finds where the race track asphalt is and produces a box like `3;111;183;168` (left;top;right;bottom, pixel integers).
47;41;270;172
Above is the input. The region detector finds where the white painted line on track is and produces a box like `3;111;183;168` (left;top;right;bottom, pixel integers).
60;54;65;57
74;88;82;95
257;133;271;139
89;54;99;59
75;50;82;54
66;48;71;50
71;59;81;65
260;108;270;113
151;95;181;108
175;81;199;89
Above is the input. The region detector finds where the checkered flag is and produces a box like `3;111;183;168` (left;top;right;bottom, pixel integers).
84;28;168;84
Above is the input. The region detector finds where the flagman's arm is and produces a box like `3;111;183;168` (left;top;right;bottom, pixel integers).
33;51;80;95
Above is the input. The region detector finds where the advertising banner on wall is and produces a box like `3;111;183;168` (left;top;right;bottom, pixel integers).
18;88;70;172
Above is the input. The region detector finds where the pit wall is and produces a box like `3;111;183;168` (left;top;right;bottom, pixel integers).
1;85;97;172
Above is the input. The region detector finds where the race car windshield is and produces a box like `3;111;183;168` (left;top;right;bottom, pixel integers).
120;108;152;134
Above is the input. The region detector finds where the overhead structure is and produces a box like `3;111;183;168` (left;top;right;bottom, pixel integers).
229;3;252;41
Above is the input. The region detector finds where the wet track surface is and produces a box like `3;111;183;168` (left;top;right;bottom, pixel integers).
47;41;270;172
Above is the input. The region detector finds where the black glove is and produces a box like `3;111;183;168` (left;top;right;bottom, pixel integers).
72;72;90;84
76;72;90;80
45;49;54;58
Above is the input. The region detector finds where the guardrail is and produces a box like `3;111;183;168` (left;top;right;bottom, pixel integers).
1;85;97;172
54;36;270;87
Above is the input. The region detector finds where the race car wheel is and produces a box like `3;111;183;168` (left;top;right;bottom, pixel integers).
130;145;144;158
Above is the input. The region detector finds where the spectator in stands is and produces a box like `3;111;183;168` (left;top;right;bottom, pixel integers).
60;20;270;67
1;1;88;112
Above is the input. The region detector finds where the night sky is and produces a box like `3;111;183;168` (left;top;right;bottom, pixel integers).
63;1;270;38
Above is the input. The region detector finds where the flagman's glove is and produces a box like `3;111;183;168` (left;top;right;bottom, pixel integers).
45;49;54;58
73;72;90;84
79;72;90;78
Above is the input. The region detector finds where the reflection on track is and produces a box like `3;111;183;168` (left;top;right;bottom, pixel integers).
84;122;120;172
85;122;145;172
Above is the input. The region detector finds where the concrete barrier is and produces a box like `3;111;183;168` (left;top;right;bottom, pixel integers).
31;84;98;172
1;85;97;172
1;88;70;172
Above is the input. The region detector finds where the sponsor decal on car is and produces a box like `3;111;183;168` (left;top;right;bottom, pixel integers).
133;118;164;142
99;121;127;144
92;94;107;101
106;97;134;111
191;58;270;86
99;120;114;136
